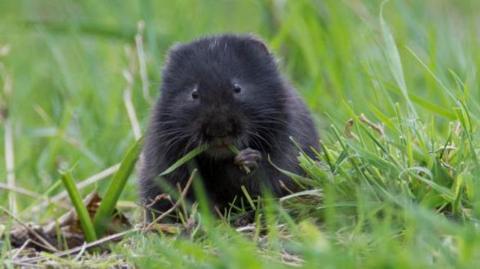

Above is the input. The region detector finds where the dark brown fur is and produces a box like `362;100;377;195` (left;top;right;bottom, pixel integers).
139;34;319;221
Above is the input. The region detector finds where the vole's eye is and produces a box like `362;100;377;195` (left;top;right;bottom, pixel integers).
233;84;242;94
191;89;199;100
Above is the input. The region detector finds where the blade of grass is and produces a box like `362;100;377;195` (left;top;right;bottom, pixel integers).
267;155;314;187
240;185;257;210
380;0;417;119
60;170;97;242
409;93;457;119
158;144;209;176
93;137;143;237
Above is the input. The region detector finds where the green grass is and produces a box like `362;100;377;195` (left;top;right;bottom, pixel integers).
1;0;480;268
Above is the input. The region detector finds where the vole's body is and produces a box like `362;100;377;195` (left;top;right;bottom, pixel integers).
139;34;319;221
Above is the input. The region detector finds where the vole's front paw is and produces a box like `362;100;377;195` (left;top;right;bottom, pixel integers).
234;148;262;174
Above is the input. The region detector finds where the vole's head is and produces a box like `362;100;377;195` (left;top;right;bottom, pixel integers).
157;34;288;157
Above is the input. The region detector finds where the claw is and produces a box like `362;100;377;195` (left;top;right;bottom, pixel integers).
234;148;262;174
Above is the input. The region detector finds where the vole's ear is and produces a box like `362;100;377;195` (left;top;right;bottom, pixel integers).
244;34;270;55
164;42;190;66
165;42;185;57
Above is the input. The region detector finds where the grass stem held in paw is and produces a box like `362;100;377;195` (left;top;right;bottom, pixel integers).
158;144;209;176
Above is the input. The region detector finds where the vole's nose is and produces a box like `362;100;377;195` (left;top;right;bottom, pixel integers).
204;120;235;139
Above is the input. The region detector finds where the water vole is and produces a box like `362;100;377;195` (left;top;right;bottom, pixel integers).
139;34;319;221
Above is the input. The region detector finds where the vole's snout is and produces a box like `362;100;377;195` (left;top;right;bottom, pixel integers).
204;121;234;138
203;119;238;139
201;115;243;148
